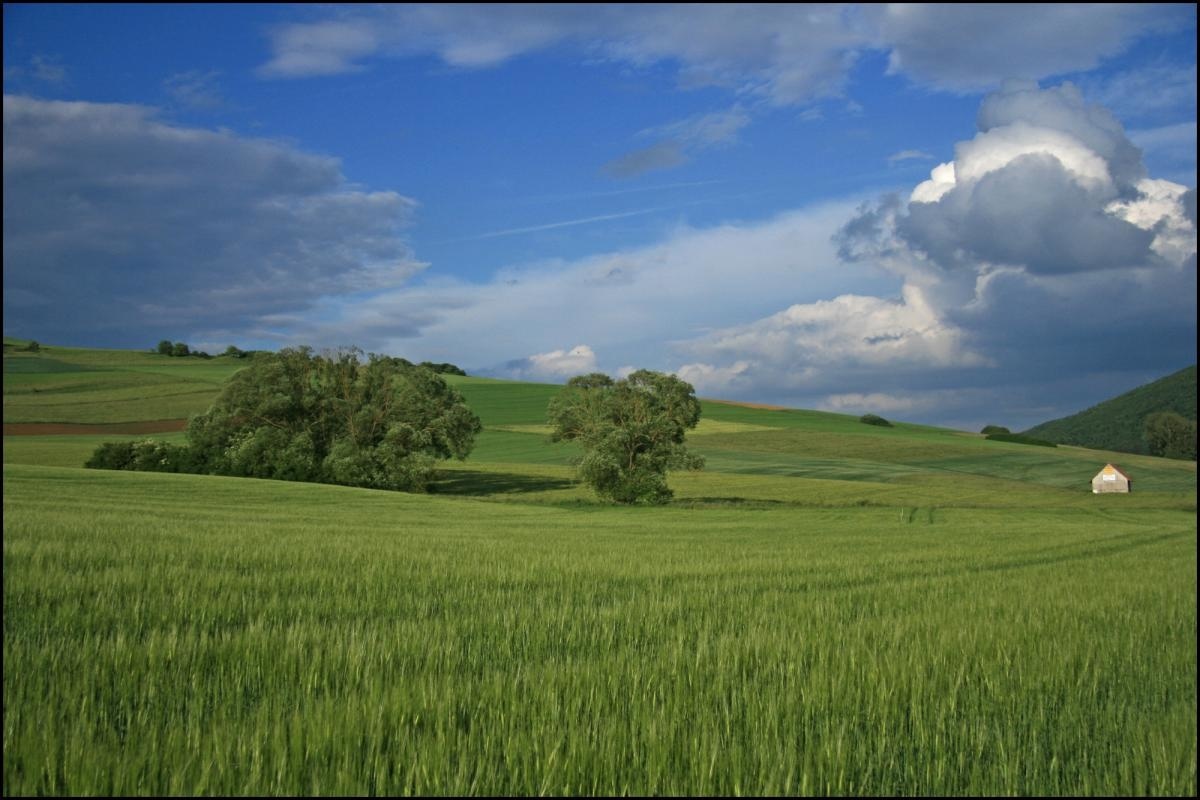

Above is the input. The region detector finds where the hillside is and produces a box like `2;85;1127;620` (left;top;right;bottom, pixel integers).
4;340;1196;503
1022;365;1197;455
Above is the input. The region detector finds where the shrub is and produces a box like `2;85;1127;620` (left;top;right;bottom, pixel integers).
859;414;893;427
86;439;194;472
86;441;138;470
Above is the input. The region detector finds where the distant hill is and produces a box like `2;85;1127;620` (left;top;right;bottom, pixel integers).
1022;365;1197;455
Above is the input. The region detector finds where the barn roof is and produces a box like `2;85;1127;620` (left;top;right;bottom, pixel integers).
1095;463;1131;480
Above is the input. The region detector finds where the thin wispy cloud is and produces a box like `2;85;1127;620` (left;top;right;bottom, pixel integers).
887;149;936;164
163;70;225;111
603;106;751;178
460;206;678;241
525;179;728;203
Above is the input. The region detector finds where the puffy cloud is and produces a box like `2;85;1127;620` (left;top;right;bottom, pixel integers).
876;82;1188;276
974;80;1146;188
504;345;598;381
659;81;1195;427
686;285;985;370
1107;178;1196;263
674;360;752;396
673;284;989;401
2;95;423;345
903;153;1156;274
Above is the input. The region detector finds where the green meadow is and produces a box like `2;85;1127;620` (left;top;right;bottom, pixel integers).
3;342;1196;795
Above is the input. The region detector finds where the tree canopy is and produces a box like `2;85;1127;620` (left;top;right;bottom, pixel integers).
547;370;704;504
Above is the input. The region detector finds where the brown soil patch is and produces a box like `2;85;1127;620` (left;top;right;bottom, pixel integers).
3;420;188;436
705;399;791;411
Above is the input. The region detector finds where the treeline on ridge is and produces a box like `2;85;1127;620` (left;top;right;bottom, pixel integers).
1021;365;1196;458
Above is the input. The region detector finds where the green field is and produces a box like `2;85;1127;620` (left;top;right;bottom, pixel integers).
3;343;1196;795
3;341;244;424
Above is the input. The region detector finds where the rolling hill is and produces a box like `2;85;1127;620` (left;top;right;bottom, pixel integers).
4;338;1196;503
1022;364;1197;456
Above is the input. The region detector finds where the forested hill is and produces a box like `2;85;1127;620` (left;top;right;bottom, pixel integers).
1022;365;1197;455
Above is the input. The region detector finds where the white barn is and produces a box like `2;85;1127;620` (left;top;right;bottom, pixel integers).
1092;463;1131;493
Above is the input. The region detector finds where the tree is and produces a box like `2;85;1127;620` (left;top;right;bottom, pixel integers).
547;370;704;504
1144;411;1197;460
184;347;482;490
171;341;190;357
419;361;467;376
157;340;173;355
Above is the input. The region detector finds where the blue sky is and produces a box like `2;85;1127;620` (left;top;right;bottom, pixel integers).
4;4;1196;430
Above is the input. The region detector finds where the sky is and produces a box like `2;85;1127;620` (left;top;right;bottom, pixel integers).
3;3;1196;431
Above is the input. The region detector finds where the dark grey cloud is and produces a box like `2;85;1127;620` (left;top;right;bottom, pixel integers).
833;193;903;262
2;95;423;347
900;153;1155;274
1182;187;1197;225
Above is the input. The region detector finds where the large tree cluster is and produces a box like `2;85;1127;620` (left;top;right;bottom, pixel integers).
90;347;481;491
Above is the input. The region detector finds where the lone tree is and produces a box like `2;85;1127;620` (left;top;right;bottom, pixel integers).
183;346;482;491
547;369;704;504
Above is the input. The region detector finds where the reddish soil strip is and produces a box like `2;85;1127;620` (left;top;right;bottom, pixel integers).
705;399;791;411
3;420;188;436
